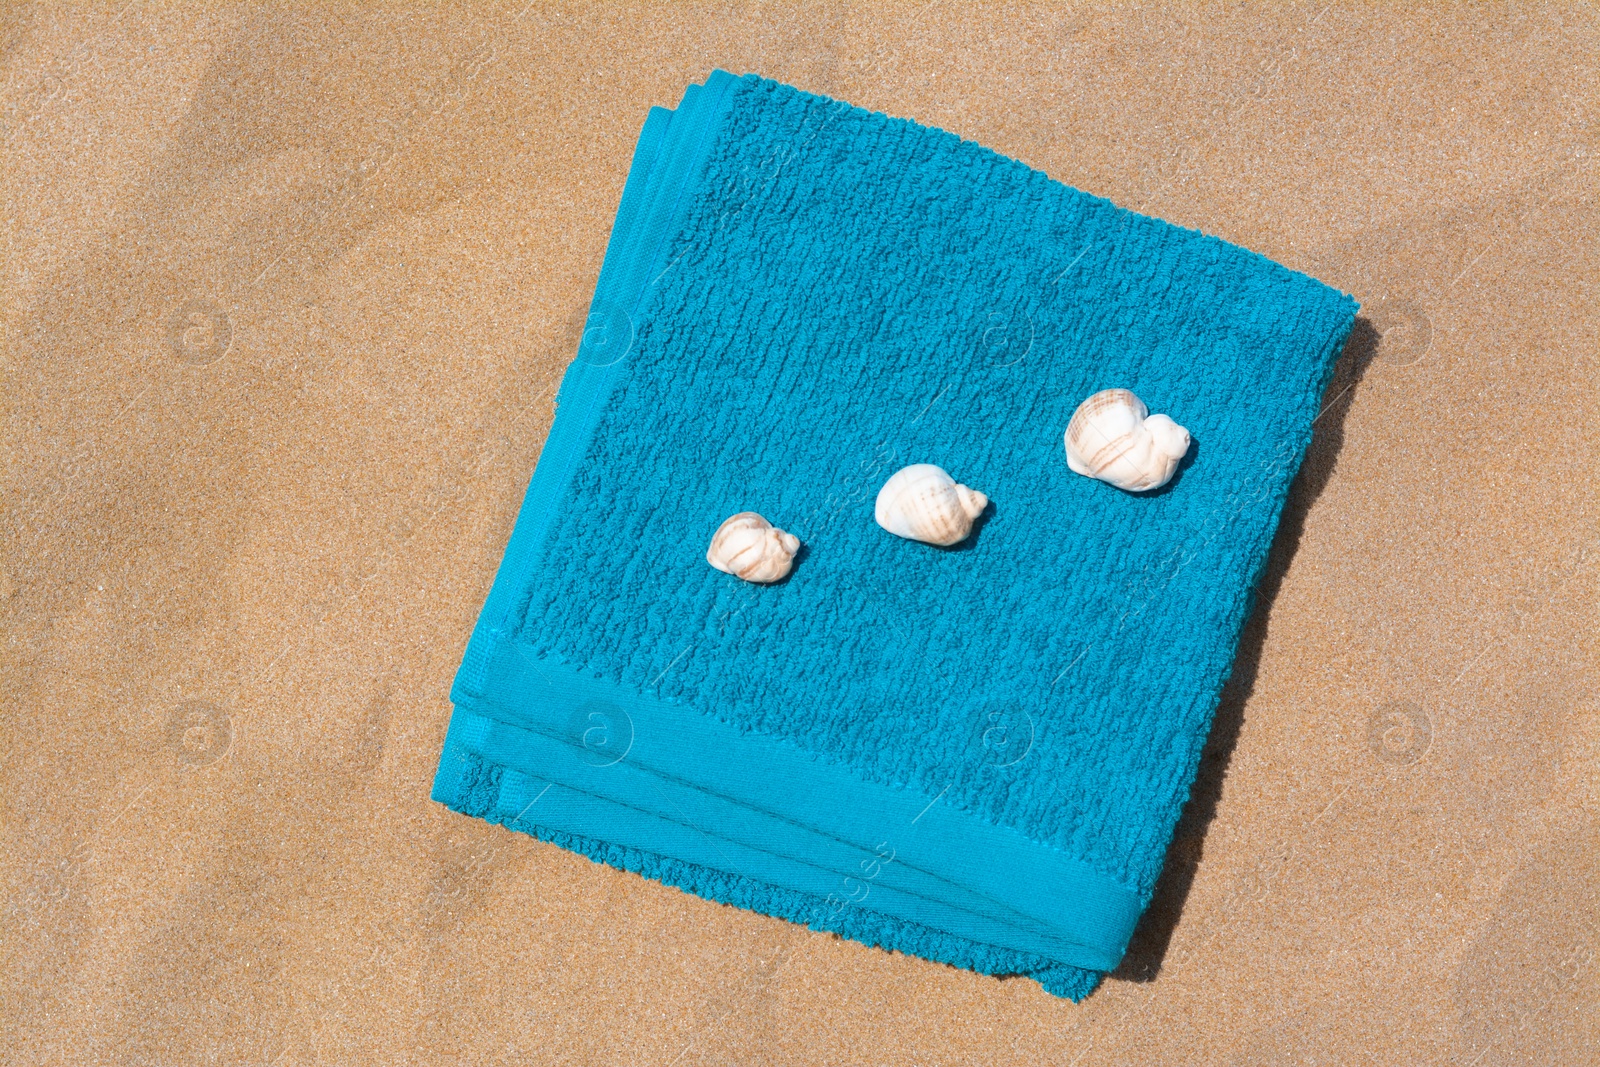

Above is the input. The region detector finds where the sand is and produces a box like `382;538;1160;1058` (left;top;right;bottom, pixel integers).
3;2;1597;1063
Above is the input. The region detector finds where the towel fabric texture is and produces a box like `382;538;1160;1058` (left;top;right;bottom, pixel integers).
432;70;1359;999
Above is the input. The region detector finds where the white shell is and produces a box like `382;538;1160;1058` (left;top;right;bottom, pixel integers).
707;512;801;583
1064;389;1191;492
874;464;988;546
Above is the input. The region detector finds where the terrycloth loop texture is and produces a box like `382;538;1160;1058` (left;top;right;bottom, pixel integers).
434;71;1358;1000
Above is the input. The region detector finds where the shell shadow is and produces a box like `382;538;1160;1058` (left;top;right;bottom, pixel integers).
763;541;811;587
1134;435;1201;499
933;497;996;553
1108;315;1381;985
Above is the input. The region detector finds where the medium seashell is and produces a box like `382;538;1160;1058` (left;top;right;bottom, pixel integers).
1064;388;1191;492
706;512;801;584
874;464;989;546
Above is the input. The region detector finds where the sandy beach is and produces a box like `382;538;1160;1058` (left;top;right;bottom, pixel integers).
4;3;1596;1062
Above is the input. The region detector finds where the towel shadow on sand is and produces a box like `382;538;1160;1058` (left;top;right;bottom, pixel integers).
1109;315;1382;985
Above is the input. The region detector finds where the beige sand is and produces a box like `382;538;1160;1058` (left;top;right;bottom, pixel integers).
4;3;1597;1062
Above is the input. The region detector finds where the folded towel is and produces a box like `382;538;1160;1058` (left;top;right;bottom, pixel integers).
433;70;1358;999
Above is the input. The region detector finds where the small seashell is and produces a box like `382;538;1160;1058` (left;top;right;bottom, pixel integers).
1064;388;1191;492
707;512;801;584
874;464;989;546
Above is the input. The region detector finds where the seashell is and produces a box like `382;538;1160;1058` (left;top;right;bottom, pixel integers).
874;464;988;546
707;512;801;584
1064;388;1191;492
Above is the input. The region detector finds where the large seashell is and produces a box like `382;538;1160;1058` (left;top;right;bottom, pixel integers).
874;464;988;546
707;512;801;583
1064;388;1191;492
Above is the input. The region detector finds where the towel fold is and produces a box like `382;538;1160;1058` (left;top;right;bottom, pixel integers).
433;70;1358;999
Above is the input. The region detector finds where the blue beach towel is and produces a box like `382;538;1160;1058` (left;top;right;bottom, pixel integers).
433;70;1358;999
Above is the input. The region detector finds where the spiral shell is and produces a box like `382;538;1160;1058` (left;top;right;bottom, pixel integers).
1064;388;1191;492
706;512;801;583
874;464;988;546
